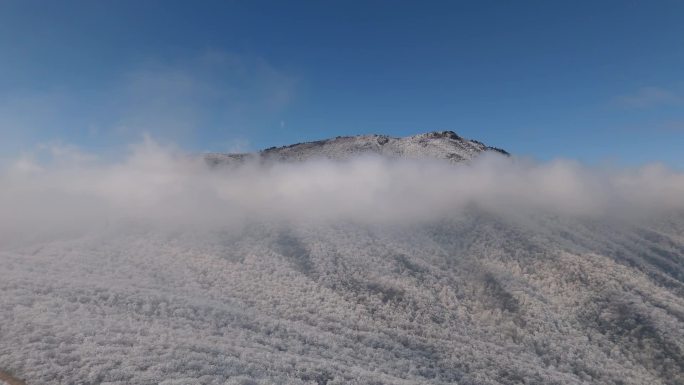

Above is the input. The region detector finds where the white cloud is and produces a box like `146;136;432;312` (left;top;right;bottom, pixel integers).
2;138;683;246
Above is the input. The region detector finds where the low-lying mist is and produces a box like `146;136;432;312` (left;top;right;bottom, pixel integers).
2;137;684;245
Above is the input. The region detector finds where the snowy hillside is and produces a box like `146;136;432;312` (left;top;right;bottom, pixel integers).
204;131;509;166
1;214;683;385
0;133;683;385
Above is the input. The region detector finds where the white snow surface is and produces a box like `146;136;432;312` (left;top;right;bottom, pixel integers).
2;217;684;385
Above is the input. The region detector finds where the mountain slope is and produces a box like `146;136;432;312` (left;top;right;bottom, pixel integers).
1;212;683;385
0;133;683;385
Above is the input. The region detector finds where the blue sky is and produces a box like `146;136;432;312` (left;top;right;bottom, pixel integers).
1;0;683;166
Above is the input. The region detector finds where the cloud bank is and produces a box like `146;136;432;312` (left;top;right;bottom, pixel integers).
2;138;684;246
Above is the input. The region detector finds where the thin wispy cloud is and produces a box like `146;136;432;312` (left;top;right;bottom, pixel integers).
613;86;684;108
661;119;684;132
0;51;297;154
111;51;298;142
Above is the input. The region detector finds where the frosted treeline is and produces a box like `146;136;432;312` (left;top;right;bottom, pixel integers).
1;141;683;384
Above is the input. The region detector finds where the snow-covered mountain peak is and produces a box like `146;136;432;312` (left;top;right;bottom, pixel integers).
205;131;508;166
